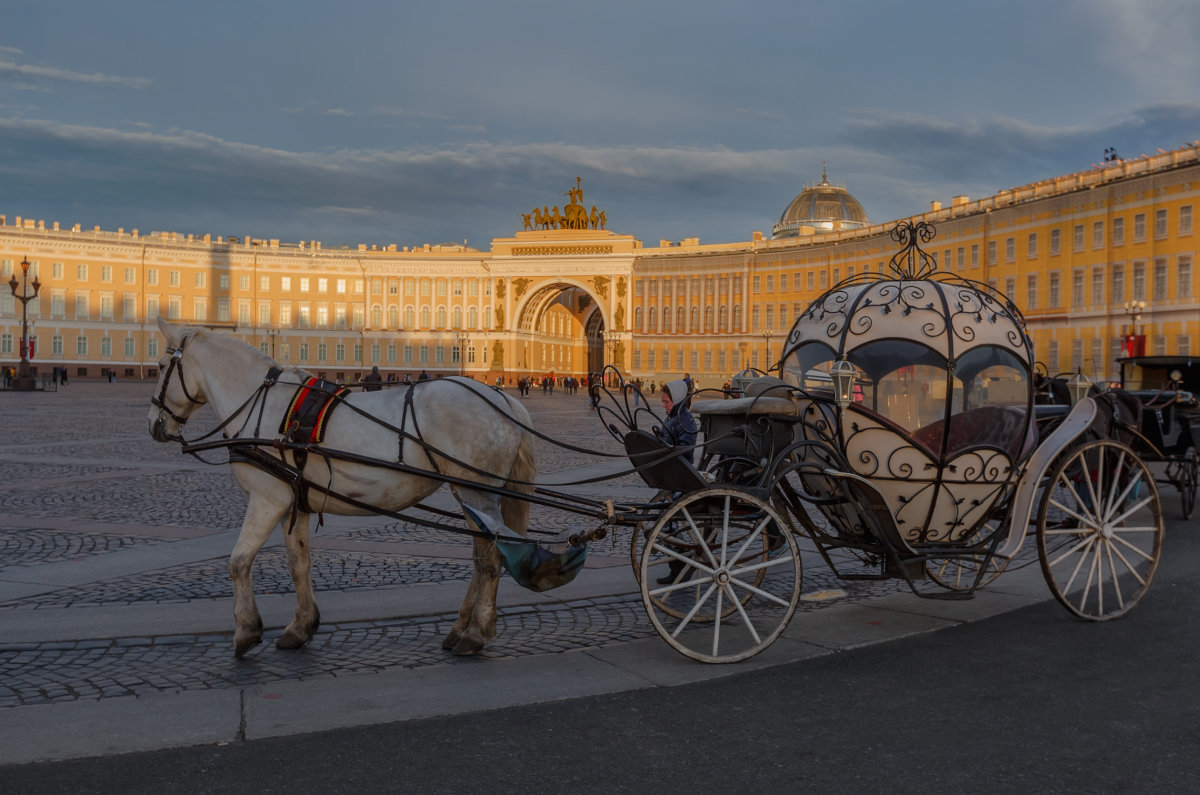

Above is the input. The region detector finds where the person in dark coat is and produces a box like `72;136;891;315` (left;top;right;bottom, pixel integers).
655;379;697;448
363;365;383;391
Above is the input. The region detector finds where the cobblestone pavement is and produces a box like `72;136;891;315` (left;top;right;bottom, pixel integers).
0;381;948;710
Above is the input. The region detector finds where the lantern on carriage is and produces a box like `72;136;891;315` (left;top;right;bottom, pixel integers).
780;221;1037;544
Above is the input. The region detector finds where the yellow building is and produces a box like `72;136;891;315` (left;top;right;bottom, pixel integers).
2;145;1197;390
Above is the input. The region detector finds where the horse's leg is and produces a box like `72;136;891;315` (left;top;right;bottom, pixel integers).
445;534;504;656
444;493;508;656
230;493;289;659
277;510;320;650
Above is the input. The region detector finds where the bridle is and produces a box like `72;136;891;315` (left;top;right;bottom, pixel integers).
151;338;207;434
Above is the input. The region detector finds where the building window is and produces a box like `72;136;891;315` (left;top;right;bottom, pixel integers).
76;336;88;356
1154;259;1168;300
1005;237;1015;262
219;274;229;289
77;264;88;280
1050;229;1060;256
1073;224;1084;252
1047;339;1058;372
1072;269;1084;307
281;276;291;291
1113;217;1125;245
1132;262;1146;300
1133;213;1145;242
970;244;979;268
1179;255;1193;299
1026;274;1038;310
196;272;206;288
1112;266;1124;304
1092;268;1105;305
1027;234;1038;259
1093;221;1104;248
1155;209;1168;239
1048;271;1059;308
988;240;997;265
1181;205;1193;234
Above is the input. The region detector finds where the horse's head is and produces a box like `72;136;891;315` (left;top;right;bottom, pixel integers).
148;316;209;443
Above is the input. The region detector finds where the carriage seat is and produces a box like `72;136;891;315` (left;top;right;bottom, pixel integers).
691;395;798;416
910;405;1037;462
693;374;800;416
624;429;708;493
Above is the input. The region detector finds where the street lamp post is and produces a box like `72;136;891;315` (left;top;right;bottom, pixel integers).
7;256;42;391
456;330;469;377
761;328;774;372
1123;300;1147;358
603;330;619;387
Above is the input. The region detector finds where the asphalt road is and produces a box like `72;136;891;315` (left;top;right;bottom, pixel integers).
5;496;1197;794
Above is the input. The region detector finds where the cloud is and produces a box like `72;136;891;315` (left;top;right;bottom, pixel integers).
1;107;1197;249
0;57;150;89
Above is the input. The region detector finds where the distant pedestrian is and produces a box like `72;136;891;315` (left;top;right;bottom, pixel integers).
363;365;383;391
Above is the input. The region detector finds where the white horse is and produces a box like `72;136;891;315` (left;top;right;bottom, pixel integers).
147;317;536;658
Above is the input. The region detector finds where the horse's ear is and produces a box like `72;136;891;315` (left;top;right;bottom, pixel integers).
157;315;181;345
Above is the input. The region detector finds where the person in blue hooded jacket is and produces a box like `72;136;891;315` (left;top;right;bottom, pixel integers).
655;379;697;448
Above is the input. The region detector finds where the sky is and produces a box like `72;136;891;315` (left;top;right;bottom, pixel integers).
1;0;1199;250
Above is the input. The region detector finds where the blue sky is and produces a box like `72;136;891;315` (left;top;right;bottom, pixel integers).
1;0;1198;248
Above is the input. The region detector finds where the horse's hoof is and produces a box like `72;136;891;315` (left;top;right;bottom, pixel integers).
275;631;308;650
450;633;486;656
441;629;463;650
234;634;262;659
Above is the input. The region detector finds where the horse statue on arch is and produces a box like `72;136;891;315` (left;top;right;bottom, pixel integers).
147;317;537;658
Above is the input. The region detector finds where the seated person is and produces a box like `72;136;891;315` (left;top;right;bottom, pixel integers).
656;379;698;448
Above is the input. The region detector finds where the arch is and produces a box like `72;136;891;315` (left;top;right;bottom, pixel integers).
387;305;399;328
371;304;383;328
512;278;613;334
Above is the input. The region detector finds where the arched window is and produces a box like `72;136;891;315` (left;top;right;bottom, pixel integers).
732;305;742;331
483;306;492;329
718;305;728;331
648;307;657;332
436;306;447;328
420;306;431;328
677;306;686;332
663;305;672;332
371;305;383;328
452;306;463;329
704;305;714;331
404;306;415;328
690;305;700;331
634;306;643;332
387;305;400;328
468;306;478;329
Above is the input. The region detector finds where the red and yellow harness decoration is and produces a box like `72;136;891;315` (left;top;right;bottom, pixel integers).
278;377;350;444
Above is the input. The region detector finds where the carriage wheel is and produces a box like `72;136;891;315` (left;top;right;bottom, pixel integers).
640;488;801;663
925;520;1009;592
1036;439;1163;620
1166;448;1197;520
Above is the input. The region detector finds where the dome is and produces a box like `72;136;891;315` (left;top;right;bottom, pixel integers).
773;169;868;238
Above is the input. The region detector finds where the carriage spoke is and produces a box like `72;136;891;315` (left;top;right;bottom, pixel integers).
1052;534;1097;595
1109;531;1158;564
669;582;720;639
1098;446;1121;523
722;584;764;647
1106;539;1150;587
1104;541;1127;611
1080;541;1101;615
711;587;724;656
726;575;793;607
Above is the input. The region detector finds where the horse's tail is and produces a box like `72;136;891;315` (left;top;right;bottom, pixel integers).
501;399;537;537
